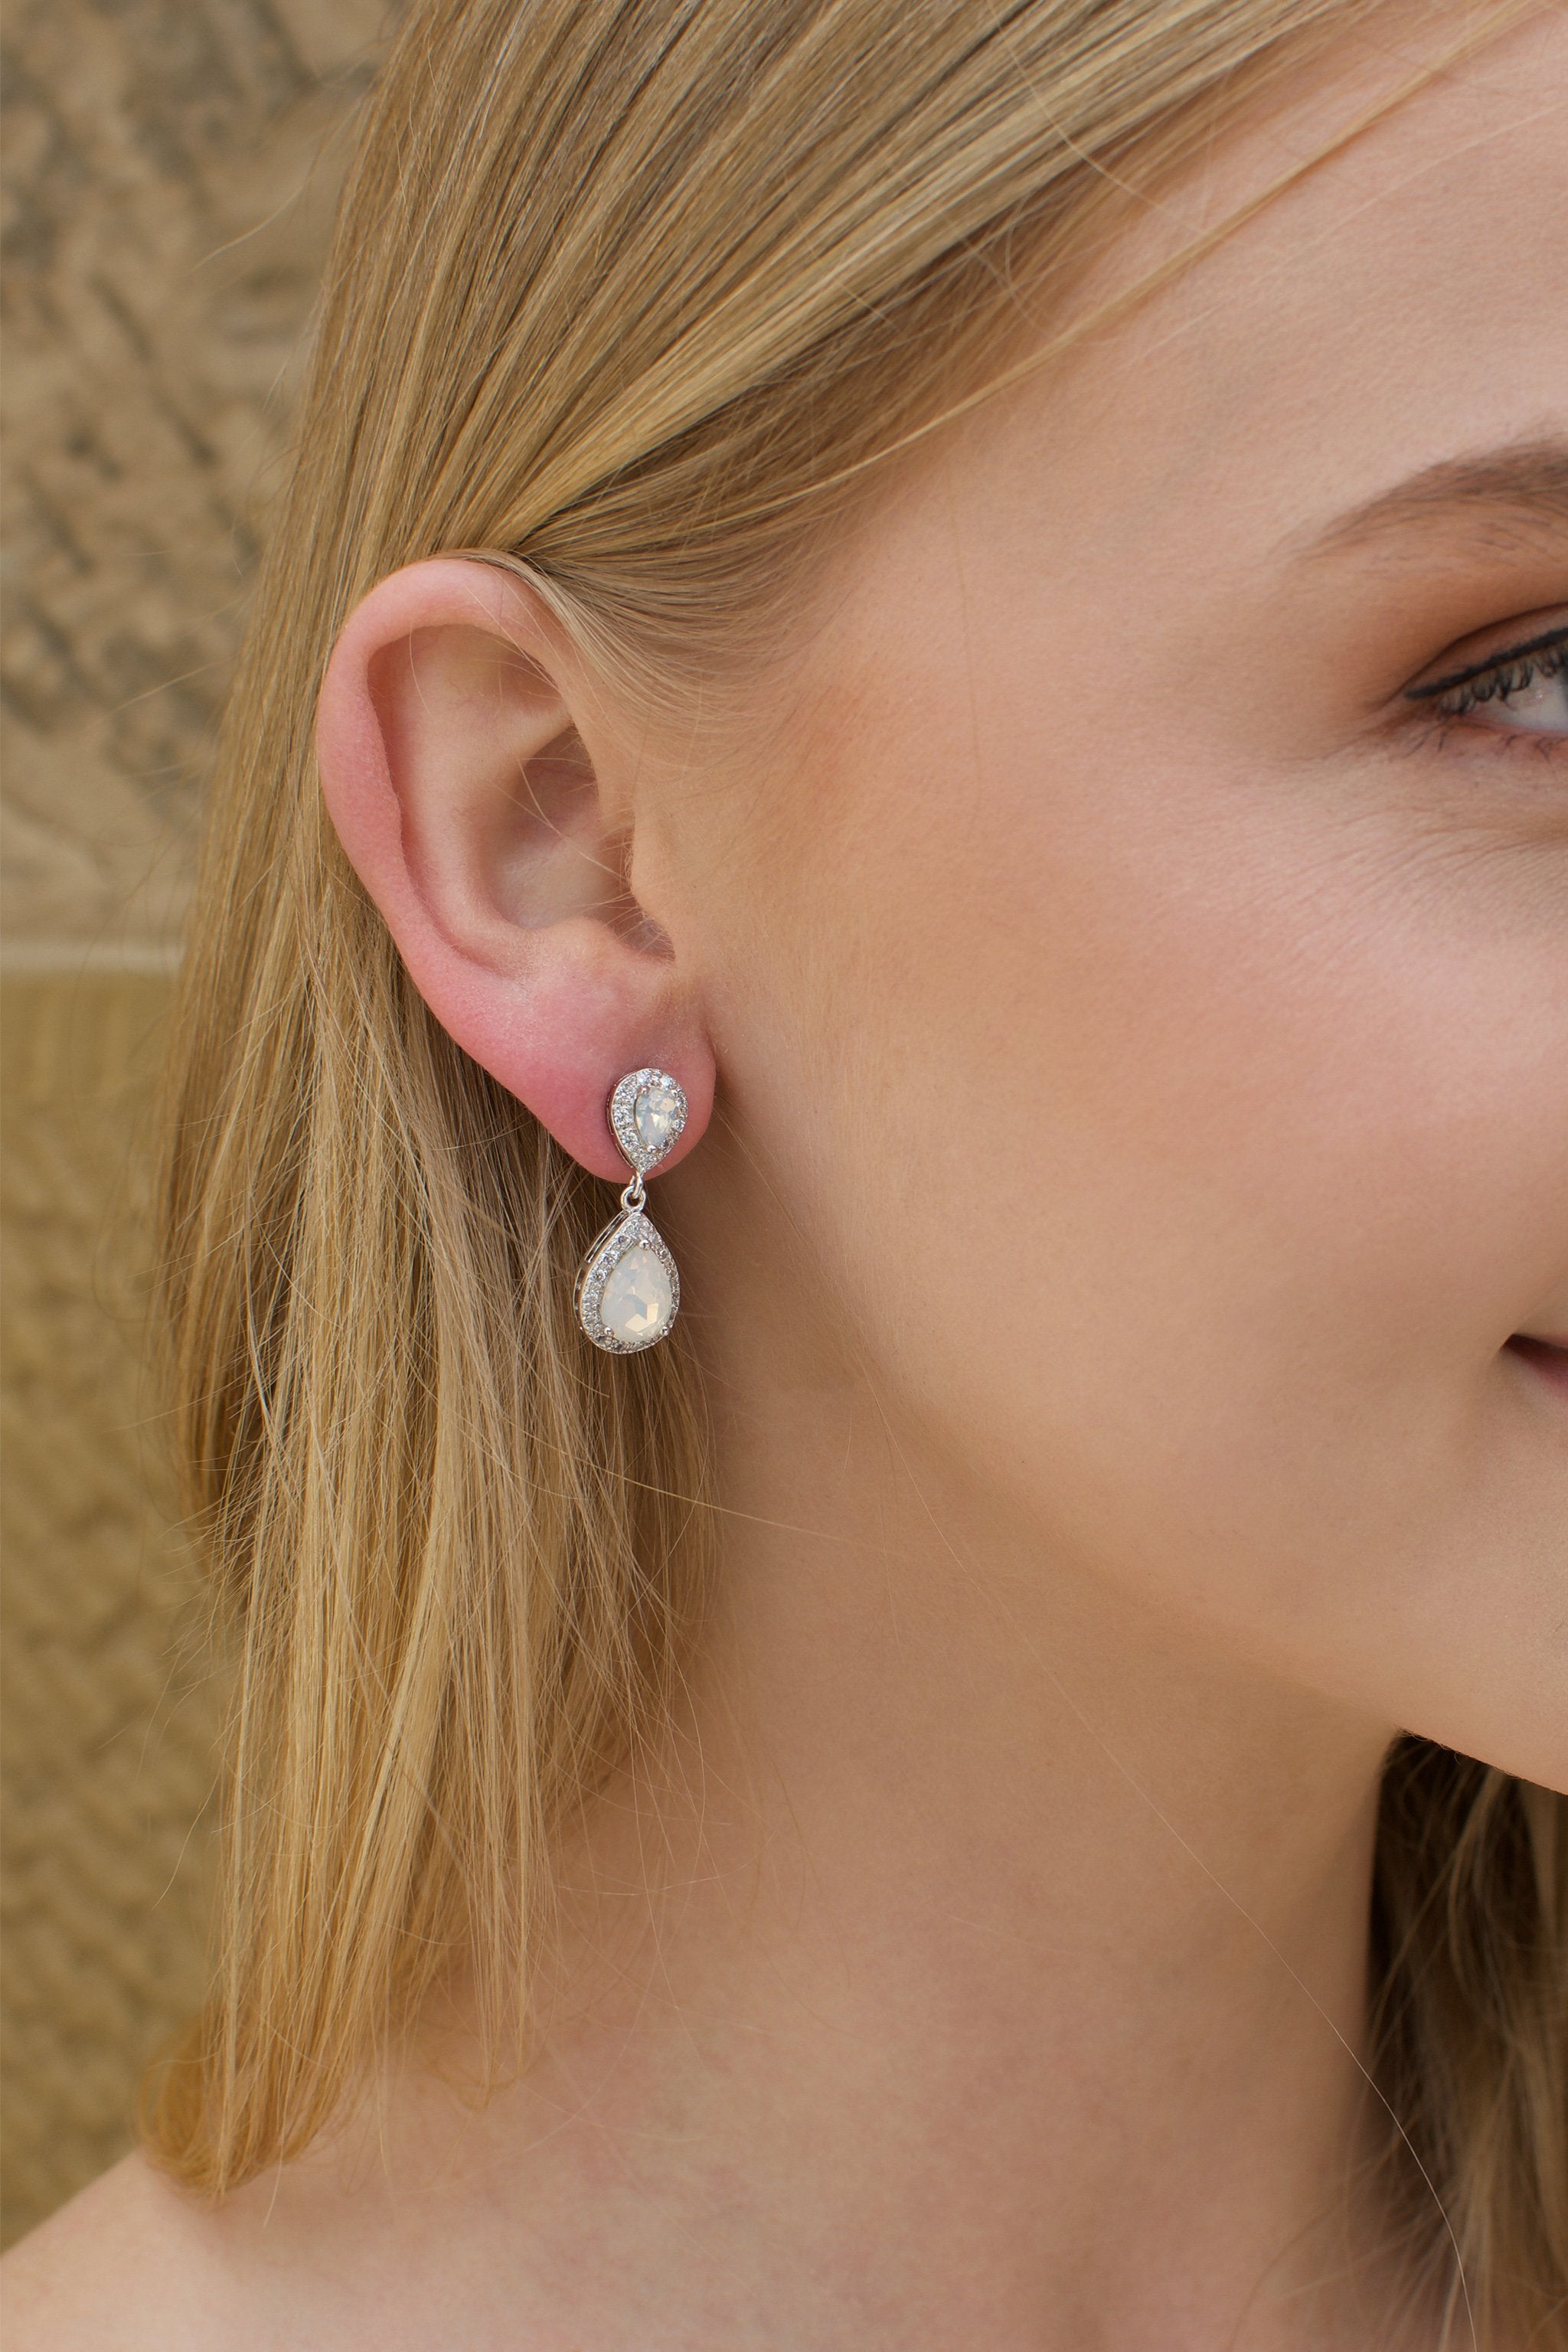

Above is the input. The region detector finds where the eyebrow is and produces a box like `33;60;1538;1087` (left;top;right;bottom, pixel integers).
1301;439;1568;560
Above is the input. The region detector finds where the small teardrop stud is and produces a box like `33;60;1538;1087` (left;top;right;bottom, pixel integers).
575;1069;688;1354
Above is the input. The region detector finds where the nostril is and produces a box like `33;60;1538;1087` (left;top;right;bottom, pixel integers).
1506;1334;1568;1390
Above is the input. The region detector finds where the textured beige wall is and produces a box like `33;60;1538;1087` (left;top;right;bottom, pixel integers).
2;0;403;2242
1;977;216;2237
5;0;394;959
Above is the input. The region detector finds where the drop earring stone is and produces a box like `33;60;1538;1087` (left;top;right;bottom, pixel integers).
576;1068;689;1354
596;1244;675;1346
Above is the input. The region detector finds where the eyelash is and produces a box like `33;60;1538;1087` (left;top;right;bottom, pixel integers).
1405;626;1568;733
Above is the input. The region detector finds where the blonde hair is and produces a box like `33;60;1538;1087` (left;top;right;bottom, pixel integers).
149;1;1566;2338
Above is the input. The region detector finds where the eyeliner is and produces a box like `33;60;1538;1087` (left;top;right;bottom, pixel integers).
1406;622;1568;701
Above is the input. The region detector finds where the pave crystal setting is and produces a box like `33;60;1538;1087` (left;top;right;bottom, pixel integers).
608;1069;688;1175
575;1210;681;1354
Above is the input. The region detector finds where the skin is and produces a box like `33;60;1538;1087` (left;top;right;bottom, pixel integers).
7;6;1566;2347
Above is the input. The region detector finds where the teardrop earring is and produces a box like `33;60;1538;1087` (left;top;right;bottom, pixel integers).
574;1068;688;1354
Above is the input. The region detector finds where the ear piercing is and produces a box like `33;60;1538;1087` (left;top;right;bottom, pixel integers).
574;1070;687;1353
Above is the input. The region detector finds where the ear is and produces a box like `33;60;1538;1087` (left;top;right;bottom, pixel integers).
315;557;713;1181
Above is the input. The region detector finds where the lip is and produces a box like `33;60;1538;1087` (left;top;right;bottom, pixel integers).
1505;1334;1568;1398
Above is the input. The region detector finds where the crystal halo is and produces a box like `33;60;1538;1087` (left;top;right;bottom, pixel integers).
575;1210;681;1354
608;1068;688;1175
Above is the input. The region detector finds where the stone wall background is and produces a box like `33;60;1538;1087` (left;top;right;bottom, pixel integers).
2;0;402;2243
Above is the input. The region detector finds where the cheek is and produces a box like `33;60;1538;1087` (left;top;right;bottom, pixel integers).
756;694;1567;1681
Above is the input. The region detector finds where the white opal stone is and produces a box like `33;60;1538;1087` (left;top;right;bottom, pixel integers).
599;1246;674;1344
634;1080;682;1157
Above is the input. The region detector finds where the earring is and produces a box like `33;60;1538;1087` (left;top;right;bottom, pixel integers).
575;1068;688;1353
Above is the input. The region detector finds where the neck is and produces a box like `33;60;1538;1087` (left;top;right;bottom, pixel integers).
287;1208;1421;2349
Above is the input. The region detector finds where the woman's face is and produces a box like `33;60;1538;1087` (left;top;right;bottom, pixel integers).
657;7;1568;1788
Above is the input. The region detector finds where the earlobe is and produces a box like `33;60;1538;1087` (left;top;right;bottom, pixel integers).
315;557;713;1181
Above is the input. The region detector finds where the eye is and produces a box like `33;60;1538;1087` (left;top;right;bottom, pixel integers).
1405;619;1568;740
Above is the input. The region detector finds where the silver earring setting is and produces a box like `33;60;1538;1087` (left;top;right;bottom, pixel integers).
575;1069;688;1354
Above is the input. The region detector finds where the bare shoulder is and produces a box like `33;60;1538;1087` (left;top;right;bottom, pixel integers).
1;2080;585;2352
0;2154;250;2352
